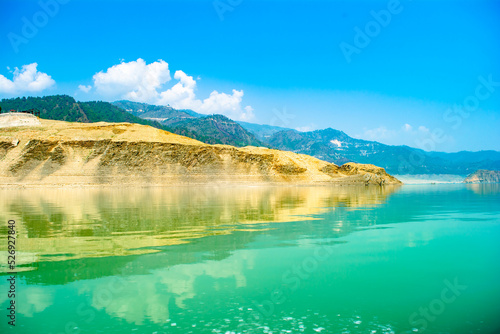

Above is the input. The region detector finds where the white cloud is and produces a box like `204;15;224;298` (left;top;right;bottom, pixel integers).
418;125;429;133
402;123;412;132
93;59;254;121
78;84;92;93
199;89;254;121
158;70;254;120
157;70;201;110
93;58;171;102
0;63;55;94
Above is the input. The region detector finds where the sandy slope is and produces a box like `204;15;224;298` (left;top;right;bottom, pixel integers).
0;118;402;187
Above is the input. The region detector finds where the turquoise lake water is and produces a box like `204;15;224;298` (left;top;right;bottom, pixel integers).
0;184;499;334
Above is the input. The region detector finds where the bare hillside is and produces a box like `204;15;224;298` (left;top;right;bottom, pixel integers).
0;118;402;187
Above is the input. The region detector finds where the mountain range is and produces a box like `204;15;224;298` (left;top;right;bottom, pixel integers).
264;128;500;175
2;95;499;175
113;101;263;147
112;99;500;175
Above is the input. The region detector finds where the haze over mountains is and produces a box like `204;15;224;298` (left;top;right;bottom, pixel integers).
2;95;499;175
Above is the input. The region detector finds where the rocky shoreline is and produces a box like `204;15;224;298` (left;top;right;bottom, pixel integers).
464;169;500;183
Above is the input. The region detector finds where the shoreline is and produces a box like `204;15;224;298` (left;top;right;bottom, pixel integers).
0;181;404;189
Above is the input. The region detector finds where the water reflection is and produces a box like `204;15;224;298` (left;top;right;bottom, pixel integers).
84;250;255;325
466;183;500;195
0;185;400;329
0;185;400;266
0;184;498;334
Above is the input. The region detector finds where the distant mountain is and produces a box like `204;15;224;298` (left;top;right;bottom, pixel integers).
166;114;264;147
112;100;201;125
464;170;500;183
114;100;263;147
425;150;500;164
0;95;166;129
266;128;500;175
237;121;293;141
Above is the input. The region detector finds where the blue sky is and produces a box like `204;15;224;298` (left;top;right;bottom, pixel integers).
1;0;499;152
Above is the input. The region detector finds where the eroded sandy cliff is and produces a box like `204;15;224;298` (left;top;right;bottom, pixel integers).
0;118;402;186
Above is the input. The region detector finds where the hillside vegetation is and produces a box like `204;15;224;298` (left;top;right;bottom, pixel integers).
1;95;167;130
113;100;263;147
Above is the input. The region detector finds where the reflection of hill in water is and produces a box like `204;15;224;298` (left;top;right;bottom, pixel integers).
1;184;497;332
0;186;401;325
0;186;399;265
466;183;500;195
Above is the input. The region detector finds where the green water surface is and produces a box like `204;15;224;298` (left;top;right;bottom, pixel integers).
0;184;499;334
